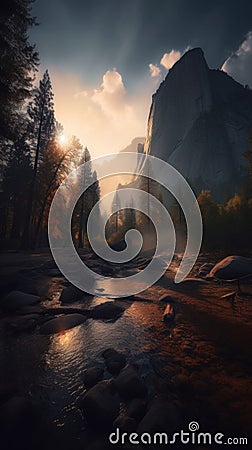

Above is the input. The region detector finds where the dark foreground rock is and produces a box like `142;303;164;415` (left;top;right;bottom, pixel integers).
60;285;90;303
102;348;127;375
115;365;148;399
127;398;147;420
113;414;137;433
159;294;179;304
198;262;215;277
0;291;41;312
0;396;47;450
79;380;120;429
88;302;125;320
163;304;176;322
209;255;252;280
83;367;104;389
40;313;86;334
137;396;182;434
178;277;208;286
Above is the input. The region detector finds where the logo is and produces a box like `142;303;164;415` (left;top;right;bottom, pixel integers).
48;153;202;297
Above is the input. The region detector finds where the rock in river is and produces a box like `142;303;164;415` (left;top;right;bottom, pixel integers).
40;313;86;334
137;396;182;434
83;367;104;389
159;294;179;304
0;291;41;312
102;348;127;375
79;380;120;429
163;304;176;322
114;365;148;399
209;255;252;280
88;302;125;320
60;285;90;303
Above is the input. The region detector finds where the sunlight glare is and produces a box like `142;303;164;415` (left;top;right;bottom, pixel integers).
59;134;66;144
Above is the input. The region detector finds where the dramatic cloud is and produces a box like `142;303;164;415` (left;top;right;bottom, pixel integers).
92;69;129;120
49;68;152;158
149;63;161;78
222;31;252;87
160;50;182;70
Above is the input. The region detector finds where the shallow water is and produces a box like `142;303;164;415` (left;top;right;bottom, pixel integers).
0;255;252;445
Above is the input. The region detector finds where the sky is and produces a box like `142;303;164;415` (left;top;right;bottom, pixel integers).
30;0;252;157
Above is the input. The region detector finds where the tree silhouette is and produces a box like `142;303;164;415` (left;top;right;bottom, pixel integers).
0;0;38;141
22;70;56;247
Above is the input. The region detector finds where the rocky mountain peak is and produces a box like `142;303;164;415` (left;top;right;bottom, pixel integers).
144;48;252;200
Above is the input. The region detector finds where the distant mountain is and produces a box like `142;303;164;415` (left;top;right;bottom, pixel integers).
144;48;252;200
120;137;145;153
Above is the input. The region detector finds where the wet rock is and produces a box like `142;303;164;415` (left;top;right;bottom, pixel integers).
60;285;88;303
198;263;215;278
114;365;148;399
163;304;176;322
0;291;41;312
0;396;45;450
179;277;208;286
174;373;193;397
209;255;252;280
137;396;182;434
83;367;104;389
39;313;86;334
79;380;120;429
159;294;179;304
127;398;147;420
88;302;125;321
113;414;137;433
102;348;127;375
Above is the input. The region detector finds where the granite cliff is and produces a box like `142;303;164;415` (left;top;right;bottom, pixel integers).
144;48;252;199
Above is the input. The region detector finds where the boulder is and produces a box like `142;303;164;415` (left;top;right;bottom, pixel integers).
178;277;208;286
88;302;124;321
127;398;147;420
163;304;175;322
198;263;215;278
83;367;104;389
137;396;182;434
102;348;127;375
159;294;179;304
113;414;137;433
79;380;120;429
40;313;86;334
60;285;87;303
114;365;148;399
0;291;41;312
209;256;252;281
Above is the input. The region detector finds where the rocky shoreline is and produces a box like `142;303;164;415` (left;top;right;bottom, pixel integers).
0;251;252;449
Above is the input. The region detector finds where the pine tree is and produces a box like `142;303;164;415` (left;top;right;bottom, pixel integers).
1;132;32;239
22;70;56;247
34;135;83;247
77;148;93;248
0;0;39;141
